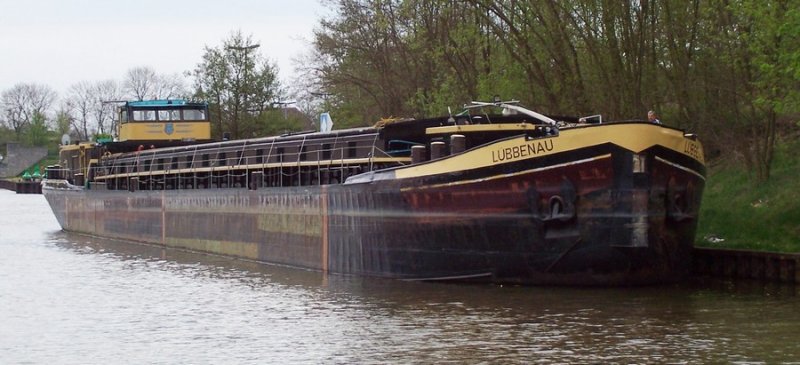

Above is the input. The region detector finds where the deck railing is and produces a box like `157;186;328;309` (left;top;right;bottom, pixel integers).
81;133;410;191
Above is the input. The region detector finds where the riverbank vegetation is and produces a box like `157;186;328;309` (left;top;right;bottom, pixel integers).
307;0;798;183
697;137;800;252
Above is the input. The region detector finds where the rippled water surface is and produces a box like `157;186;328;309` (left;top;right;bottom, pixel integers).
2;190;799;364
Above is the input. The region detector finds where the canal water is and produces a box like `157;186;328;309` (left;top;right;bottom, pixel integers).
1;190;799;364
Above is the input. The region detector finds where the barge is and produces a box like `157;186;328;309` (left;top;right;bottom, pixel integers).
42;99;706;285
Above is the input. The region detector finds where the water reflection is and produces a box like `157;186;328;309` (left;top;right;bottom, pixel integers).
43;231;800;363
2;192;799;364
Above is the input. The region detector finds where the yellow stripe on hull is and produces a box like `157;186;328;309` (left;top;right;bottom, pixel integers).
395;123;703;179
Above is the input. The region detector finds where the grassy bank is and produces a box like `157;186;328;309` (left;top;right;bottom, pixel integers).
696;139;800;253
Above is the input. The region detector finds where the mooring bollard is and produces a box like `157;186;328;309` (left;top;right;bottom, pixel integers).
430;141;446;160
411;145;426;164
450;134;466;155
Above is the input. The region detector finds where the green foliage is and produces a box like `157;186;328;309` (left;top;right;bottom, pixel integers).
54;110;72;136
1;83;56;141
0;125;14;145
710;0;800;182
309;0;800;182
192;31;282;139
697;138;800;252
312;0;500;123
25;112;49;146
94;133;113;143
254;109;312;137
475;63;530;105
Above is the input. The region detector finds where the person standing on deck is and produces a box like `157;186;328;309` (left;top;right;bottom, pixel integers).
648;110;661;124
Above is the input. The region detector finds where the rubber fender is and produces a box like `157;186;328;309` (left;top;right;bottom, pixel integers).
552;177;577;221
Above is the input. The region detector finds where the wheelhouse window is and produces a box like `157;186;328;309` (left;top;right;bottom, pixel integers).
183;109;206;121
133;110;156;121
158;110;181;121
120;99;210;141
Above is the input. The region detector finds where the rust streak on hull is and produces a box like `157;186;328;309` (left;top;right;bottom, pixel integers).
321;185;329;274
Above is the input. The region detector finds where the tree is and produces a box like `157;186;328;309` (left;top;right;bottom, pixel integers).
65;82;96;141
192;31;282;139
696;0;800;182
124;66;187;101
92;80;121;136
53;105;73;137
26;111;49;146
310;0;426;123
65;80;121;140
254;107;313;137
736;0;800;182
306;0;798;183
1;83;56;141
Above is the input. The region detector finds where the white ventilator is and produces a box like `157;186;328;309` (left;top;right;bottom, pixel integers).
320;112;334;132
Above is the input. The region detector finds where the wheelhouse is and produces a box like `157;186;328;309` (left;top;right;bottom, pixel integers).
118;99;211;142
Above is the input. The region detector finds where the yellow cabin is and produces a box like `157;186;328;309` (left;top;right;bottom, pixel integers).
118;99;211;142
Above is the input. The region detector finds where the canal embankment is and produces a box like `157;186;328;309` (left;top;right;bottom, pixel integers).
693;138;798;283
696;139;799;254
693;247;799;283
0;142;48;178
0;179;42;194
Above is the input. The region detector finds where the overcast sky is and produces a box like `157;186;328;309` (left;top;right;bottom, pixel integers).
0;0;328;97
